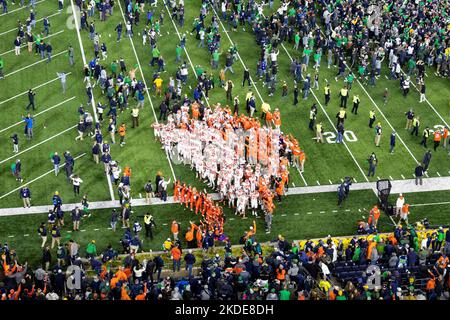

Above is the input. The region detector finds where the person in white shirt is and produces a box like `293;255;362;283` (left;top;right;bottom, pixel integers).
70;174;84;195
395;193;405;216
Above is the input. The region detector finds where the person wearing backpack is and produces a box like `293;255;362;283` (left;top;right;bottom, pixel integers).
144;180;153;204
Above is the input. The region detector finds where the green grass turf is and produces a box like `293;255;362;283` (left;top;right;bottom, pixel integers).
0;1;449;267
0;190;382;268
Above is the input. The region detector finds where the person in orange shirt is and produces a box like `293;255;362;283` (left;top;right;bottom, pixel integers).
171;220;179;241
433;130;441;151
272;108;281;130
173;180;180;202
121;283;132;300
443;126;449;148
115;266;128;282
399;203;410;224
184;186;192;208
275;177;285;202
180;183;187;203
135;282;147;300
369;205;381;228
171;244;182;272
118;123;126;147
276;265;286;281
195;193;203;215
185;221;198;248
265;110;273;128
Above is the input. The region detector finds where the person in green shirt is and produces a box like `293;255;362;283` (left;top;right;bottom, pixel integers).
346;72;354;89
294;32;300;50
0;56;4;79
212;50;221;69
302;47;312;71
175;44;182;62
86;240;97;259
279;288;291;300
313;49;322;71
111;60;118;78
151;47;160;66
194;65;203;77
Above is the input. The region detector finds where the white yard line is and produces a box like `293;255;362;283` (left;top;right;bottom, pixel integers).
279;41;369;183
4;50;66;78
0;153;86;200
0;30;65;55
0;96;76;133
117;0;177;182
0;0;46;16
70;0;115;200
0;124;76;165
410;201;450;207
0;11;61;37
0;73;72;106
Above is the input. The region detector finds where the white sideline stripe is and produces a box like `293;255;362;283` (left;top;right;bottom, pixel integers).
294;213;299;216
0;0;46;16
316;180;320;185
2;176;450;216
164;4;210;107
401;174;405;179
410;201;450;207
0;125;76;165
279;41;369;183
328;180;332;184
399;69;449;128
317;25;419;164
70;0;115;201
0;96;76;133
0;153;86;200
436;172;441;177
211;6;310;186
389;176;393;180
117;0;177;182
0;73;72;106
0;11;61;36
4;50;66;78
0;30;65;55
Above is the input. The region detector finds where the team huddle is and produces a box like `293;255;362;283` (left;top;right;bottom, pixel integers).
153;102;305;223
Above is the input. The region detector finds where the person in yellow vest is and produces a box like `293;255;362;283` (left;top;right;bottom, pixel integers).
336;108;347;127
433;130;441;151
351;95;360;114
369;110;376;128
339;86;349;108
316;122;324;143
261;101;271;121
324;83;331;106
411;116;420;136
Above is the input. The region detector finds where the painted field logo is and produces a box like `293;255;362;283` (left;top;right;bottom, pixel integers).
366;265;381;290
66;5;80;30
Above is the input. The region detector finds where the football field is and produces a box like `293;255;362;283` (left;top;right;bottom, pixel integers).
0;0;449;267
